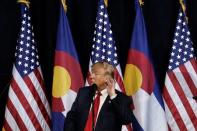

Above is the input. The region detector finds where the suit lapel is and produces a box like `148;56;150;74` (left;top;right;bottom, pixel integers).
81;87;95;129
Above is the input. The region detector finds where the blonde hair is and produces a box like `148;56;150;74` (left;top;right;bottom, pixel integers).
92;61;114;79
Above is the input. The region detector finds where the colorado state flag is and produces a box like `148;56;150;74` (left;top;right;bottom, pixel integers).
124;1;168;130
52;2;84;131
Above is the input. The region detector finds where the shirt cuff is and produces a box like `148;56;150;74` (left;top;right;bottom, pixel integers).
110;94;117;100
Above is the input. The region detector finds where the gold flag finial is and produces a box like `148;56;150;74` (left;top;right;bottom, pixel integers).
61;0;67;12
104;0;108;7
139;0;144;6
17;0;30;7
179;0;188;22
179;0;186;13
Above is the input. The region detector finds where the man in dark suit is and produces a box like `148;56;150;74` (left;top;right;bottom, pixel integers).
64;62;134;131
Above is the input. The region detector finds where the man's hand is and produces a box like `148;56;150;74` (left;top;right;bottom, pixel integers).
105;78;116;97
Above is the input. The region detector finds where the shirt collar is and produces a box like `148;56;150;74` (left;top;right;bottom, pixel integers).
96;88;107;96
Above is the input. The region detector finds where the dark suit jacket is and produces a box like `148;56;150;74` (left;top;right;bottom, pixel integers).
64;86;134;131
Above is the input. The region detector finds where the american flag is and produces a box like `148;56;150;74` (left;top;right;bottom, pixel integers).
86;0;132;130
87;0;125;92
3;3;51;131
163;8;197;131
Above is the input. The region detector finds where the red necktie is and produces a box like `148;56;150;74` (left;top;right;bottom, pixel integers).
84;92;101;131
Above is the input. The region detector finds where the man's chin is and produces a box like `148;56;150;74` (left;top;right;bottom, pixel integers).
90;81;95;85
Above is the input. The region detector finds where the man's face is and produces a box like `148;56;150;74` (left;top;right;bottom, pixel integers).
90;64;107;90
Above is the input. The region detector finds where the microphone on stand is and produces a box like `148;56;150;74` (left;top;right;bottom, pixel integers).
92;84;97;96
193;96;197;100
91;83;97;131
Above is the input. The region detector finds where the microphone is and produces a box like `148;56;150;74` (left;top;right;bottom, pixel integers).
91;83;97;131
92;83;97;96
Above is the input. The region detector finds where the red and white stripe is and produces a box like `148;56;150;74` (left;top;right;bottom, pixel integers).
163;59;197;131
4;66;51;131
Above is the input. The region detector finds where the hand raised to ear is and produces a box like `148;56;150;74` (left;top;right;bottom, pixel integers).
105;78;116;97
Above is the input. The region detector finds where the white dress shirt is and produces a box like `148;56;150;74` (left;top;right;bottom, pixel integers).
93;88;117;123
